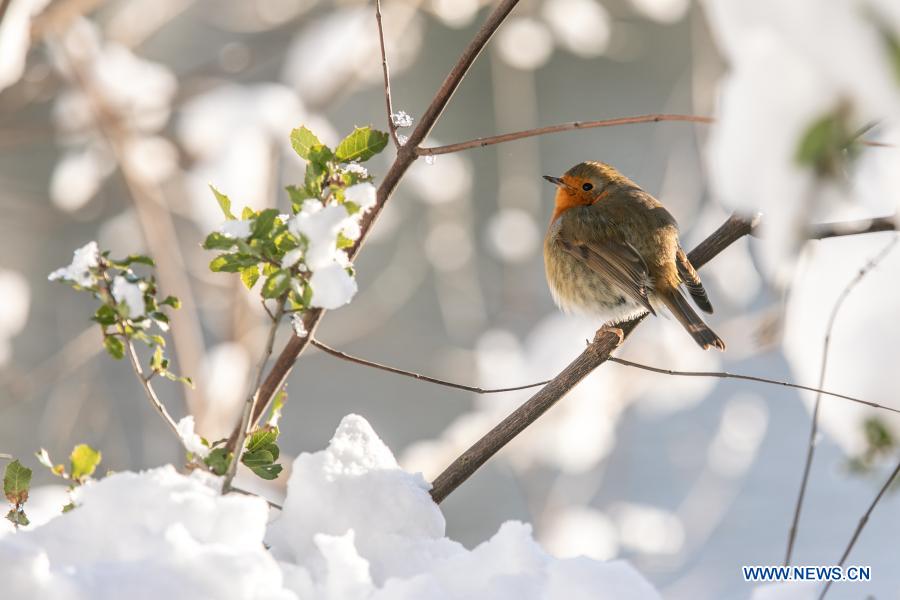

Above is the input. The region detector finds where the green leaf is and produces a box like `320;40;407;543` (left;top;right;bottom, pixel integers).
334;127;389;162
204;448;232;476
209;253;259;273
150;345;165;372
112;254;155;267
241;206;255;220
70;444;101;481
203;232;238;250
252;209;280;238
290;126;322;160
286;185;312;213
795;109;856;177
336;232;354;250
262;270;291;299
160;296;181;309
210;185;236;220
249;463;283;480
93;305;118;326
103;336;125;360
266;390;286;426
245;426;279;454
6;508;29;527
241;449;275;468
304;161;327;198
240;265;260;289
4;460;32;505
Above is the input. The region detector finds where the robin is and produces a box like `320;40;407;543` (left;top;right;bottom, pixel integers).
543;161;725;351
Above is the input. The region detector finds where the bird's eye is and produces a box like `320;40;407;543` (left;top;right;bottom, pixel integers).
582;183;593;191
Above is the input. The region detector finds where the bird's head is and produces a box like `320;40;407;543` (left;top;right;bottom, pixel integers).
543;161;634;224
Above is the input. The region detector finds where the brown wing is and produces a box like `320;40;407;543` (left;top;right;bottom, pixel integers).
675;246;713;313
556;234;656;316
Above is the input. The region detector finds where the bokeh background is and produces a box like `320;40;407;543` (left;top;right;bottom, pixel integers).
2;1;899;598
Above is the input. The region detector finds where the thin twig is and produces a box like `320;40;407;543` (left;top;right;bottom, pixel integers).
605;357;899;415
819;456;900;599
429;213;757;503
310;339;551;393
241;0;522;439
223;300;285;492
310;338;898;414
785;236;899;565
416;114;892;156
417;114;714;156
123;337;182;440
375;0;400;148
230;485;283;510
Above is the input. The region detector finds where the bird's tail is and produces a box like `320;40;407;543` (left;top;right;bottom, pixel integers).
659;288;725;351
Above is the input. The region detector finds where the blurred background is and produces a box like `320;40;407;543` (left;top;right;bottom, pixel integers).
1;0;899;598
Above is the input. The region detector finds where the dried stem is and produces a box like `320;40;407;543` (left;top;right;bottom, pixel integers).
416;114;714;156
375;0;400;148
784;236;899;565
429;213;757;503
242;0;522;438
310;339;551;394
223;300;285;492
819;456;900;599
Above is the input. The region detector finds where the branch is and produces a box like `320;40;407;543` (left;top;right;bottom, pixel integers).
416;114;714;156
310;339;550;394
375;0;400;148
810;215;897;239
785;236;899;565
415;115;892;157
123;337;182;442
223;300;285;492
429;213;756;503
230;485;283;511
605;357;899;415
244;0;522;435
819;456;900;599
310;338;898;414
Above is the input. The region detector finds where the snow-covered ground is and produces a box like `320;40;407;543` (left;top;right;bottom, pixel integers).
1;415;664;600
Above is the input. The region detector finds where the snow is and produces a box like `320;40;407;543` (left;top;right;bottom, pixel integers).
48;241;100;288
175;416;210;459
309;264;358;310
289;202;354;271
390;111;414;128
0;0;52;92
344;182;377;212
0;415;662;600
111;276;145;318
219;219;254;239
702;0;900;281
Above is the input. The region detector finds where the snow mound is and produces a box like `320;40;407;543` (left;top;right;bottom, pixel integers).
0;414;660;600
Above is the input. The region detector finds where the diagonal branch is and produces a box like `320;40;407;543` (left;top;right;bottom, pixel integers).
241;0;522;438
819;455;900;599
809;215;897;239
784;236;898;565
429;213;757;503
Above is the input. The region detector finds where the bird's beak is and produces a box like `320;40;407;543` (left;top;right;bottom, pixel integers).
543;175;565;188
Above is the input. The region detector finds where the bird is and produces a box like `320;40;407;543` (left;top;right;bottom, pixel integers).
542;161;725;351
